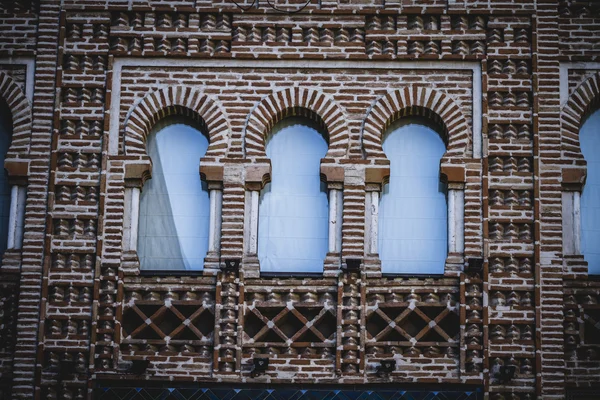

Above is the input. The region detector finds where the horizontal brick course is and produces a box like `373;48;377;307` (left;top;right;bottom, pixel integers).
0;1;598;399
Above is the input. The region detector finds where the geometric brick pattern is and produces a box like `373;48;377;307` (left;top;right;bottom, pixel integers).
0;72;32;164
124;85;230;159
1;1;600;400
121;287;215;352
244;87;350;158
561;70;600;162
362;87;471;160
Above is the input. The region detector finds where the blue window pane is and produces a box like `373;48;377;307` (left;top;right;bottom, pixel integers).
379;120;447;274
580;109;600;275
0;102;12;254
258;118;329;273
138;122;210;271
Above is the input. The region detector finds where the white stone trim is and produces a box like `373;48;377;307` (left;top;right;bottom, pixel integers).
110;58;482;159
562;191;582;256
0;56;35;103
7;185;25;250
328;189;343;253
448;189;465;254
559;62;600;106
574;191;581;255
364;191;379;255
208;189;223;253
123;187;140;252
245;190;259;255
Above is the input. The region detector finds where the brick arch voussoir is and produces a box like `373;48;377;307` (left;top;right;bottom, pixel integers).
561;72;600;160
361;87;471;160
0;72;32;162
123;86;230;158
243;87;350;158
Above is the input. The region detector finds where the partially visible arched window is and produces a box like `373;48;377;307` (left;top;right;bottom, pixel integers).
258;117;329;273
138;118;210;271
580;109;600;274
379;119;447;274
0;100;13;254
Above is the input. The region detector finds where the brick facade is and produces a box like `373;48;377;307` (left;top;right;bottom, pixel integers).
0;1;599;399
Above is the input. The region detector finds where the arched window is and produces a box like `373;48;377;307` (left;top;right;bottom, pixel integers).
580;109;600;274
138;118;210;271
379;119;448;274
258;117;329;273
0;100;13;254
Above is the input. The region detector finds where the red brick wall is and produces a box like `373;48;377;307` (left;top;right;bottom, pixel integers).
0;1;599;399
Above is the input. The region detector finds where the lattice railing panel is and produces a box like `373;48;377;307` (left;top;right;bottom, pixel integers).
365;286;460;352
120;286;215;355
242;284;337;358
364;279;460;380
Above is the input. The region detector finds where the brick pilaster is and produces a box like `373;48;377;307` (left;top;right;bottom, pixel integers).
11;1;60;398
534;1;566;398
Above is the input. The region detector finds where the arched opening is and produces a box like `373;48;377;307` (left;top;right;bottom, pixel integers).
258;116;329;273
580;108;600;274
138;116;210;271
0;99;13;254
379;118;448;274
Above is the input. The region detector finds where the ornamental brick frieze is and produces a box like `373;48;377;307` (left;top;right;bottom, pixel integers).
59;10;536;61
0;1;596;399
119;280;216;377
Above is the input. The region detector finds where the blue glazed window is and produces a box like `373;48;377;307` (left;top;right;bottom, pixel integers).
379;119;448;274
258;117;329;273
138;120;210;271
580;109;600;274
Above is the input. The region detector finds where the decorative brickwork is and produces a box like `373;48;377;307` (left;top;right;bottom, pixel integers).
124;85;230;159
0;72;32;169
562;71;600;162
244;87;349;158
361;87;471;160
0;1;599;399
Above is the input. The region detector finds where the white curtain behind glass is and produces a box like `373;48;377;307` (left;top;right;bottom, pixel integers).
0;102;12;254
379;120;447;274
580;109;600;275
138;122;210;271
258;118;329;273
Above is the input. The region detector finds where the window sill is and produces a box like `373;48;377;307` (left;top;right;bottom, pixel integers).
139;269;205;277
381;272;446;279
259;271;324;279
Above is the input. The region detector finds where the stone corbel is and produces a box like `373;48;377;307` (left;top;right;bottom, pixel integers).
320;164;345;186
245;163;271;191
4;159;29;186
561;166;587;191
440;164;466;184
200;162;224;184
124;157;152;188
